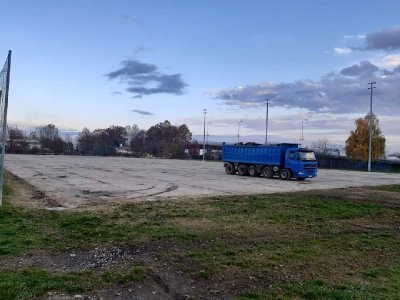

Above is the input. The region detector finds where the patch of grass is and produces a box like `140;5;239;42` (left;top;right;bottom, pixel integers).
0;268;87;300
374;185;400;193
48;208;201;249
0;203;57;255
0;264;147;299
237;264;400;299
184;230;400;279
101;265;147;283
208;194;386;225
2;184;12;198
238;292;264;299
0;181;64;255
1;184;388;256
0;200;202;255
284;279;357;300
282;263;400;299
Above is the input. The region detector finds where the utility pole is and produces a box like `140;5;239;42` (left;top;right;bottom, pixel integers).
207;121;211;159
300;118;307;141
237;120;243;143
368;82;376;172
265;99;270;145
202;109;206;162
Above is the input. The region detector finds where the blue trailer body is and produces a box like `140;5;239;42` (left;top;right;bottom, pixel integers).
222;143;317;180
222;143;298;166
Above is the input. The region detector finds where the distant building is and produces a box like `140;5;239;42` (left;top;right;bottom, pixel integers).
27;139;41;150
186;141;222;160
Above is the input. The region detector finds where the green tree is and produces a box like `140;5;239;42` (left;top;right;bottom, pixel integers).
345;113;385;160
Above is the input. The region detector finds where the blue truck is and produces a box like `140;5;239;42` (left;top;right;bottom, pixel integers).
222;142;318;180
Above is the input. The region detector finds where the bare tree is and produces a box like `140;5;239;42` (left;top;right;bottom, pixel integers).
6;126;28;153
104;126;127;149
77;127;94;155
146;121;192;158
130;129;147;156
62;135;74;155
125;124;140;145
311;138;330;156
36;124;60;152
77;126;127;156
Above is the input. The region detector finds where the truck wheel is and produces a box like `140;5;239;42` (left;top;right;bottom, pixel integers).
237;164;248;176
248;165;258;177
262;166;273;179
280;168;291;180
225;163;235;175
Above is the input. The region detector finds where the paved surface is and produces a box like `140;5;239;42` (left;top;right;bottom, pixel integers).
5;154;400;208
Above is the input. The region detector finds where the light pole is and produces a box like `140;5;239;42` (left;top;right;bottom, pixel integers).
368;82;376;172
265;99;270;145
300;118;307;141
206;121;211;159
202;109;206;162
237;120;243;143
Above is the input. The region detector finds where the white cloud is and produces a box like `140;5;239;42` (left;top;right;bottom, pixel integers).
334;47;352;55
376;54;400;68
211;60;400;116
343;35;366;39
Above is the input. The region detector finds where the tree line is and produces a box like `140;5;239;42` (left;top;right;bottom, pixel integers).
6;120;195;159
6;113;393;161
6;124;74;155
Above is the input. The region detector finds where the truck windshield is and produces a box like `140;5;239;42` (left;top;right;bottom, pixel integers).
299;151;316;161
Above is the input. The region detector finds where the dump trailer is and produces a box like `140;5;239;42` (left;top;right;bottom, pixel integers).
222;142;317;180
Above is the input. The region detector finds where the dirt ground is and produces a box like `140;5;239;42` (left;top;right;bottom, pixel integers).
5;154;400;209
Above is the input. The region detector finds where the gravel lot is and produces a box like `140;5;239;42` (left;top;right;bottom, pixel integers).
5;154;400;208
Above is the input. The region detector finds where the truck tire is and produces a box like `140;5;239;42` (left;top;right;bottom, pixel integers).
237;164;248;176
262;166;273;179
280;168;291;180
225;163;235;175
248;165;258;177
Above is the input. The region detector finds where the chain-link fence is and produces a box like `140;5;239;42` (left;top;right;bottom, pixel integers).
0;51;11;205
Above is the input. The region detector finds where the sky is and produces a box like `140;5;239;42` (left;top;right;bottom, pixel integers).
1;0;400;153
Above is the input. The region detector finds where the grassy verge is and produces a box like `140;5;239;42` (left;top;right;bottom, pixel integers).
1;181;400;299
0;265;146;300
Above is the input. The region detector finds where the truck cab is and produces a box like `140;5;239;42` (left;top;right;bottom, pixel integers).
285;148;318;180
